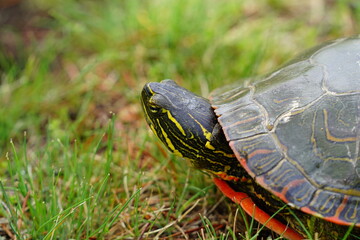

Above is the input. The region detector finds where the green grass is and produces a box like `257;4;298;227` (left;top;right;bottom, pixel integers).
1;0;360;239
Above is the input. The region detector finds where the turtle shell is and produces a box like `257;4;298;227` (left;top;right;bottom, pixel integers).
210;37;360;226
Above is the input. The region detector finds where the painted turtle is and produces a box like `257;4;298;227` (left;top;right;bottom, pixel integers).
141;37;360;239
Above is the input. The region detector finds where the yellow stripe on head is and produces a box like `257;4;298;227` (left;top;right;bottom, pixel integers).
188;113;212;141
157;119;183;157
166;110;186;136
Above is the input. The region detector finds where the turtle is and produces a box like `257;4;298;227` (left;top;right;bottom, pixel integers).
141;37;360;239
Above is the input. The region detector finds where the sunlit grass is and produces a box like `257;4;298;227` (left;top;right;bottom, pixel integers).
1;0;359;239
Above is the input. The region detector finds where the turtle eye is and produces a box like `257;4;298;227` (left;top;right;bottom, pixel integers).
149;104;161;113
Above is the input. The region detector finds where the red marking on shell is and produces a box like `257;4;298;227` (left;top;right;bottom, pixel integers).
229;141;254;176
248;149;276;161
301;196;360;227
279;179;309;202
255;175;292;203
222;115;261;131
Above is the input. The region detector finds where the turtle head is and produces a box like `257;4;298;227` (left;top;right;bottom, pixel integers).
141;79;216;157
141;79;240;178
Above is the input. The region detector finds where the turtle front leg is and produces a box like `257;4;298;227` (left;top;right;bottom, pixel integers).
213;178;304;240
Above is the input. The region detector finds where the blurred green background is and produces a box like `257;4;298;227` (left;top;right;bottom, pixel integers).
0;0;359;239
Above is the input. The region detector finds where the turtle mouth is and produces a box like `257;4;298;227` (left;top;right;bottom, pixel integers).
141;83;153;101
141;82;163;107
141;83;155;126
